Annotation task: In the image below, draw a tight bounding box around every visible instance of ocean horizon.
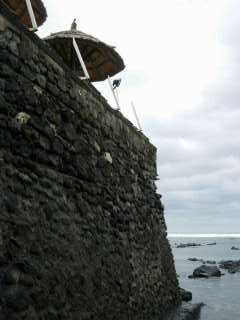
[168,233,240,238]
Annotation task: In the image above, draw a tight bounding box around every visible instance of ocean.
[169,236,240,320]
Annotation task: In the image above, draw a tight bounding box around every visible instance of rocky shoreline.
[188,258,216,264]
[219,260,240,274]
[175,242,216,249]
[166,303,204,320]
[186,259,240,278]
[172,239,240,319]
[188,265,222,279]
[187,257,240,276]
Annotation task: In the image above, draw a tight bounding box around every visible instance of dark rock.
[205,242,216,246]
[188,258,216,265]
[2,269,20,285]
[176,243,201,248]
[205,260,216,265]
[2,287,32,312]
[231,246,240,251]
[19,274,34,287]
[36,74,46,88]
[39,135,51,150]
[57,78,67,92]
[166,303,204,320]
[219,260,240,273]
[8,40,19,55]
[229,269,239,274]
[189,265,222,278]
[180,288,192,302]
[52,138,64,155]
[63,123,77,141]
[188,258,204,263]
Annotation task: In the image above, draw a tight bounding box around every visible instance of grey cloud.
[145,46,240,234]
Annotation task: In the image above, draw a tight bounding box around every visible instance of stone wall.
[0,4,180,319]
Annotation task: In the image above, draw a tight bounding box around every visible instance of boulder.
[166,302,204,320]
[189,265,221,278]
[205,260,216,265]
[219,260,240,273]
[180,288,192,302]
[205,242,216,246]
[176,243,201,249]
[231,246,240,251]
[187,258,216,265]
[188,258,204,263]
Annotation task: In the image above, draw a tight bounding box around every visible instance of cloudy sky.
[39,0,240,234]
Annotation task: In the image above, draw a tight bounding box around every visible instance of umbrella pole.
[72,38,90,80]
[25,0,38,31]
[107,76,120,111]
[131,101,142,132]
[115,87,120,106]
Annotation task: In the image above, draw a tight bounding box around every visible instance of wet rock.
[205,260,216,265]
[189,265,222,278]
[188,258,204,263]
[180,288,192,302]
[9,40,18,55]
[176,243,201,249]
[219,260,240,274]
[205,242,216,246]
[188,258,216,265]
[231,246,240,251]
[166,303,204,320]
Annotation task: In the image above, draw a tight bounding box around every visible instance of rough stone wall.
[0,5,180,320]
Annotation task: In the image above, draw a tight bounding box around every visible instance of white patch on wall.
[104,152,113,164]
[15,112,31,125]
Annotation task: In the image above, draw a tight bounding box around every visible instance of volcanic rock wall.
[0,5,180,320]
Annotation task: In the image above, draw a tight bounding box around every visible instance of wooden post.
[72,37,90,80]
[25,0,38,31]
[131,101,142,131]
[115,87,120,107]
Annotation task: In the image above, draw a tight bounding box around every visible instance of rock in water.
[176,243,201,248]
[189,265,222,278]
[219,260,240,273]
[231,246,240,251]
[188,258,216,264]
[180,288,192,302]
[166,303,204,320]
[188,258,204,263]
[205,260,216,265]
[205,242,216,246]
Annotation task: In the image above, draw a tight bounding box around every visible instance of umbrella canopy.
[44,21,125,82]
[2,0,47,28]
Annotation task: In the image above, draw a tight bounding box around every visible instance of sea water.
[169,237,240,320]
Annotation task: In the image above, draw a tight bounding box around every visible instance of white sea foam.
[168,233,240,238]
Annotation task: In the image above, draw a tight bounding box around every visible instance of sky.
[39,0,240,234]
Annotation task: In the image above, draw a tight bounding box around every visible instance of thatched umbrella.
[44,21,125,82]
[2,0,47,29]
